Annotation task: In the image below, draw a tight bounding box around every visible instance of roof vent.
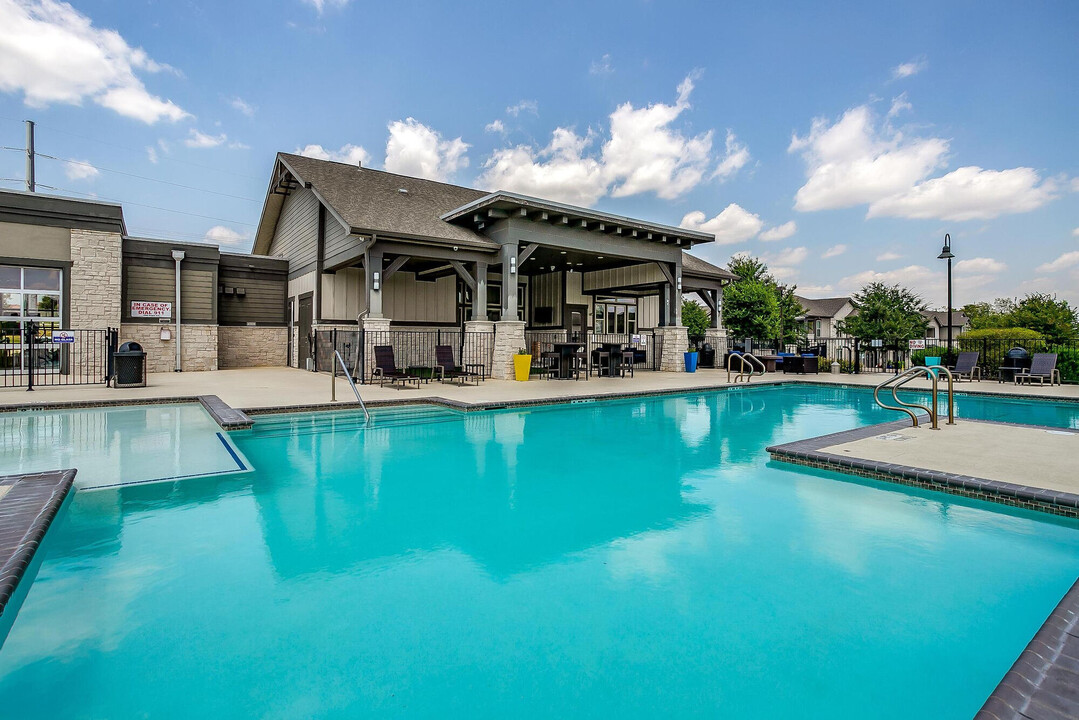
[398,188,409,194]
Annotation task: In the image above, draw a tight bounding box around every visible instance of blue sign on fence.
[51,331,75,343]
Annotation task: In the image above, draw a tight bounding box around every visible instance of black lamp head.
[937,233,955,260]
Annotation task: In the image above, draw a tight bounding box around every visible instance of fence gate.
[1,325,117,388]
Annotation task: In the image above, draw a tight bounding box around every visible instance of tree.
[1011,294,1079,340]
[723,279,780,340]
[721,254,805,344]
[839,282,928,348]
[681,299,710,346]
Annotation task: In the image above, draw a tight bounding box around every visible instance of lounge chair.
[432,345,482,385]
[949,351,981,381]
[1015,353,1061,386]
[372,345,421,389]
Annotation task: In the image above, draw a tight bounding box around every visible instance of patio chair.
[949,351,982,382]
[572,349,588,381]
[535,350,560,381]
[432,345,482,386]
[1014,353,1061,386]
[618,349,635,378]
[591,348,610,377]
[373,345,421,389]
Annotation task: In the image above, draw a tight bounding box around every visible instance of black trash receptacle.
[114,341,147,388]
[700,343,716,368]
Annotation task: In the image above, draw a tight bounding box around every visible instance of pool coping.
[0,469,76,620]
[766,417,1079,518]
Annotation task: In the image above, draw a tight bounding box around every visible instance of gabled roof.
[795,295,853,318]
[442,190,715,247]
[682,252,738,281]
[254,153,493,254]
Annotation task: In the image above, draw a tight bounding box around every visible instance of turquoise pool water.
[1,386,1078,718]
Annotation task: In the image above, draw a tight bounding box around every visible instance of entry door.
[297,294,313,369]
[565,303,588,342]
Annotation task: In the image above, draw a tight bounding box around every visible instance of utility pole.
[25,120,35,192]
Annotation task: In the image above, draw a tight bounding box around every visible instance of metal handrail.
[872,364,957,429]
[726,351,766,383]
[332,349,370,422]
[739,352,766,382]
[726,352,747,383]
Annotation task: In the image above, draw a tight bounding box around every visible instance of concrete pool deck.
[1,366,1077,412]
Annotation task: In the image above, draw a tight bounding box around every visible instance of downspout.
[172,249,185,371]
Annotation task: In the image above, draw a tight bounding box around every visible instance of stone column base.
[492,320,526,379]
[656,325,690,372]
[361,317,392,380]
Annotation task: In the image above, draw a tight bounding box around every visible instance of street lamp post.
[937,234,955,356]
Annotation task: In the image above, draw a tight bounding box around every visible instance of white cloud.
[1036,251,1079,273]
[887,93,912,119]
[954,257,1006,274]
[185,129,226,148]
[789,105,948,212]
[604,74,713,199]
[797,283,837,296]
[822,244,847,259]
[590,53,613,75]
[296,142,370,166]
[838,264,937,296]
[758,221,796,242]
[867,166,1058,221]
[300,0,348,13]
[1073,227,1079,237]
[479,128,607,206]
[712,130,750,181]
[792,101,1057,221]
[63,158,98,181]
[507,100,538,117]
[0,0,188,123]
[229,96,255,117]
[481,75,726,205]
[892,58,928,79]
[484,119,505,134]
[203,225,250,249]
[766,246,809,266]
[680,203,763,245]
[227,141,249,150]
[384,117,469,182]
[1072,178,1079,193]
[876,251,902,261]
[146,145,157,163]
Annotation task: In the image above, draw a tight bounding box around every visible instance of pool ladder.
[331,349,370,422]
[727,352,766,383]
[873,365,955,429]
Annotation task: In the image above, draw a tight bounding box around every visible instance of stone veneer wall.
[491,320,526,380]
[119,323,218,372]
[656,326,689,371]
[69,229,122,329]
[218,326,288,368]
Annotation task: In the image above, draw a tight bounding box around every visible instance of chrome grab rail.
[872,365,956,429]
[726,351,766,383]
[331,349,370,422]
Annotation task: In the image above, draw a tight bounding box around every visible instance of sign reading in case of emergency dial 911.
[130,301,173,318]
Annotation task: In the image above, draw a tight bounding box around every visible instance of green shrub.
[911,346,950,366]
[817,356,854,373]
[1050,346,1079,383]
[960,327,1043,341]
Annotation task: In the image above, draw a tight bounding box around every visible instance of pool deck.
[1,366,1077,413]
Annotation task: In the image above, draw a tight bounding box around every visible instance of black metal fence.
[0,325,117,388]
[524,330,661,371]
[313,327,496,384]
[918,337,1079,383]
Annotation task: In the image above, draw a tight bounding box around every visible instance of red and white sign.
[908,339,926,350]
[130,301,172,318]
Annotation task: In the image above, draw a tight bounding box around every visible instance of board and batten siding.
[529,271,562,327]
[218,260,287,326]
[582,263,664,293]
[124,265,215,323]
[268,187,318,269]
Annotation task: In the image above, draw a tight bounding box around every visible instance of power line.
[35,184,257,226]
[36,153,261,203]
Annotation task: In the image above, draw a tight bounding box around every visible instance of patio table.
[552,342,584,379]
[598,342,624,377]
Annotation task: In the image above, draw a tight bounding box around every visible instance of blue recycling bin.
[684,351,699,373]
[924,355,941,378]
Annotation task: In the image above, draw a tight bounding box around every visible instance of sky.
[0,0,1076,309]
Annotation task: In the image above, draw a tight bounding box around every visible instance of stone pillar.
[69,229,122,329]
[492,320,526,379]
[474,261,487,321]
[361,316,391,380]
[463,319,494,376]
[656,325,689,372]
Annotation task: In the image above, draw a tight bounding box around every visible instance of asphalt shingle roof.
[682,253,739,281]
[795,295,852,318]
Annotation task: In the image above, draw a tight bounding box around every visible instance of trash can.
[113,341,147,388]
[700,343,716,368]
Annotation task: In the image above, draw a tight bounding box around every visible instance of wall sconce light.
[676,275,682,292]
[372,271,381,291]
[509,256,517,275]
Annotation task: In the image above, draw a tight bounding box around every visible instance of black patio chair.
[373,345,420,389]
[949,351,982,382]
[432,345,482,385]
[1015,353,1061,386]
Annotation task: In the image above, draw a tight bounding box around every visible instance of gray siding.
[0,221,71,263]
[583,263,664,293]
[323,213,352,260]
[125,265,215,323]
[219,262,287,326]
[268,187,318,269]
[530,271,562,327]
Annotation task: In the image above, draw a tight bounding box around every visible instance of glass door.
[0,265,63,373]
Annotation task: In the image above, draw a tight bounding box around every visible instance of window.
[593,297,637,335]
[814,319,822,337]
[0,265,63,372]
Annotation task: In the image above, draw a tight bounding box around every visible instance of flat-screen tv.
[534,306,554,324]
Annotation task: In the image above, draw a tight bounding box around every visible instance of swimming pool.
[1,385,1077,718]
